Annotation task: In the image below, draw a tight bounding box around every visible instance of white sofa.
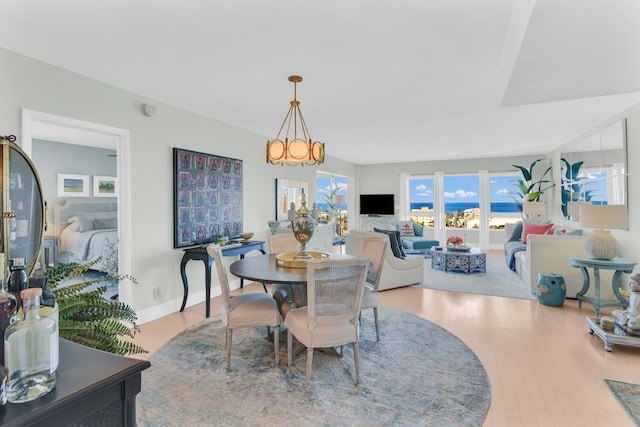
[345,230,424,291]
[512,233,615,300]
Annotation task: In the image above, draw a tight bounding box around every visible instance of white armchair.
[345,230,424,291]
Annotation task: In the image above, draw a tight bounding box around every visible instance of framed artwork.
[173,148,243,248]
[93,176,117,197]
[57,173,90,197]
[275,179,308,220]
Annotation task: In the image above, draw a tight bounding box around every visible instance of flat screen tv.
[359,194,394,215]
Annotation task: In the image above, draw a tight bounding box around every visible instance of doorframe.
[20,109,133,305]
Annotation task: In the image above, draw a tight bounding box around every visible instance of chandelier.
[266,75,325,166]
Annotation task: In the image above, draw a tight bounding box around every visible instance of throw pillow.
[374,228,405,259]
[397,220,415,236]
[521,222,554,244]
[554,228,583,236]
[412,222,424,237]
[507,221,523,242]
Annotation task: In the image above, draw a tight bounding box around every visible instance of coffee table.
[430,247,487,274]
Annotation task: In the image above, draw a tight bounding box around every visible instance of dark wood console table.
[0,338,150,427]
[179,241,267,317]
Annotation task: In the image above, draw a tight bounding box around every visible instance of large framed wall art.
[173,148,243,249]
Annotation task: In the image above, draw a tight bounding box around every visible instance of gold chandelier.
[266,75,325,166]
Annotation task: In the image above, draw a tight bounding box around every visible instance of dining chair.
[284,257,368,393]
[268,233,305,316]
[359,236,388,341]
[206,245,281,370]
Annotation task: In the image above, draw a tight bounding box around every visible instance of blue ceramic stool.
[536,273,566,307]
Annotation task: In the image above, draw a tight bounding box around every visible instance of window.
[488,173,521,229]
[443,174,479,229]
[408,176,434,228]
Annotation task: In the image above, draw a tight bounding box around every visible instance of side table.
[567,256,636,318]
[180,241,266,317]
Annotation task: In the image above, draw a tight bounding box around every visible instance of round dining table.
[229,253,352,312]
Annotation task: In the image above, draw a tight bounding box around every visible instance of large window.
[443,174,479,229]
[408,176,434,228]
[489,173,521,229]
[316,173,348,236]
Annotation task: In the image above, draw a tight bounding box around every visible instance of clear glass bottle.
[0,254,17,368]
[5,288,58,403]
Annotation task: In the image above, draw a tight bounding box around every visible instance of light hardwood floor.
[131,254,640,427]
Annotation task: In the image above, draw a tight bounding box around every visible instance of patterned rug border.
[605,379,640,426]
[138,307,491,426]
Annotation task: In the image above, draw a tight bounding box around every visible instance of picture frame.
[173,148,243,249]
[93,175,117,197]
[57,173,90,197]
[275,179,308,221]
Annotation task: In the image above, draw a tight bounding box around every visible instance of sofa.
[504,224,615,300]
[345,230,424,291]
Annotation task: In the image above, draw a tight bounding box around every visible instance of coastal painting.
[57,174,90,197]
[93,176,117,198]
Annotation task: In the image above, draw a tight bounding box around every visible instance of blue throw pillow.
[412,222,424,237]
[374,228,405,259]
[508,221,523,242]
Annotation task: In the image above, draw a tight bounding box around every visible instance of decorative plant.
[44,258,147,356]
[560,158,593,217]
[447,236,463,246]
[510,159,554,211]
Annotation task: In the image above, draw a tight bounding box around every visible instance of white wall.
[0,47,356,323]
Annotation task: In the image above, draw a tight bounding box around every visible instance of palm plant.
[44,259,147,356]
[510,159,554,211]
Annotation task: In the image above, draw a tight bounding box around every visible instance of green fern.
[44,259,147,356]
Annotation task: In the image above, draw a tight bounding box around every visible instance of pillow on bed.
[94,218,117,229]
[73,212,96,232]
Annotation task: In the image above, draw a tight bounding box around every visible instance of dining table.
[229,253,352,314]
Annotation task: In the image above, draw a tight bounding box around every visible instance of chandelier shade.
[266,76,325,166]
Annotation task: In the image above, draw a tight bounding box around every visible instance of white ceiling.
[2,0,640,165]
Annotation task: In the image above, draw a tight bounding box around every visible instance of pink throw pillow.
[521,222,554,244]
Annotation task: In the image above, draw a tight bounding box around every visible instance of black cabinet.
[0,339,150,426]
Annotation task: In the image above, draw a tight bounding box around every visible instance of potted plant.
[44,258,147,356]
[510,159,554,211]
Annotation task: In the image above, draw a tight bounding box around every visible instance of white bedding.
[59,225,118,264]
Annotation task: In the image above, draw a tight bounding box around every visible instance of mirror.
[2,139,45,275]
[559,119,627,220]
[275,179,308,221]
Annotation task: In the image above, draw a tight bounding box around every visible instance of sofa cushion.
[507,221,523,242]
[374,228,405,258]
[412,222,424,237]
[397,221,415,236]
[521,222,553,244]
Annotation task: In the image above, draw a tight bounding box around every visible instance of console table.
[568,256,636,318]
[180,241,266,317]
[0,338,150,426]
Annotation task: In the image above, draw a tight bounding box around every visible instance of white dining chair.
[207,245,281,370]
[358,236,388,341]
[284,257,368,393]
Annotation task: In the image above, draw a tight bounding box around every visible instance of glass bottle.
[5,287,58,403]
[8,258,28,310]
[0,254,17,368]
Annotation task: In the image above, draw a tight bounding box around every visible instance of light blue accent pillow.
[412,222,424,237]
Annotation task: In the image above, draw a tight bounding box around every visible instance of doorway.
[20,109,133,305]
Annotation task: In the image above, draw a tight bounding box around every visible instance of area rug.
[137,307,490,427]
[605,379,640,426]
[420,256,536,300]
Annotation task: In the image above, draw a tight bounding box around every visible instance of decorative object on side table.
[446,236,463,247]
[239,232,254,241]
[579,204,629,260]
[535,273,566,307]
[612,273,640,335]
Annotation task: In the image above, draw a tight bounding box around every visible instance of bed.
[55,200,119,270]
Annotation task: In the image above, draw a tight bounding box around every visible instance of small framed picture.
[57,173,90,197]
[93,176,117,197]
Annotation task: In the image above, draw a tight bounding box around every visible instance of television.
[359,194,395,215]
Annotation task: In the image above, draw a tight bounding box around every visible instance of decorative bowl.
[239,232,254,241]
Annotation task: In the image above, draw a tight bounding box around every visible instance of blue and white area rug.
[137,307,490,426]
